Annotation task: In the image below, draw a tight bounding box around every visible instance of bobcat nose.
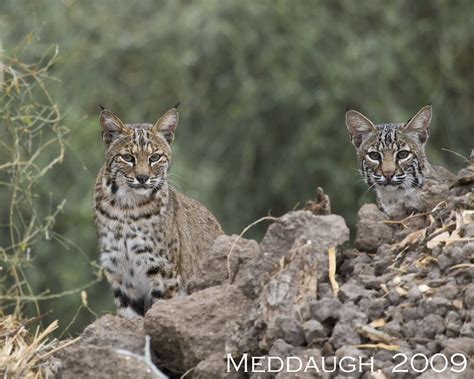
[384,171,395,181]
[136,175,149,184]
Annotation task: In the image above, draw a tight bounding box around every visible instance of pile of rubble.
[56,153,473,378]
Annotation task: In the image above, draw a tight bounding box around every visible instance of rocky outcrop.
[58,154,474,378]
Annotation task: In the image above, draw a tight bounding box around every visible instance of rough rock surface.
[56,154,473,378]
[145,284,253,375]
[56,316,157,379]
[355,204,394,252]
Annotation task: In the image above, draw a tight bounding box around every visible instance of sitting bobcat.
[94,105,223,318]
[345,105,454,215]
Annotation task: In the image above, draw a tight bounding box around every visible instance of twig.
[227,215,278,283]
[383,201,446,228]
[115,335,168,379]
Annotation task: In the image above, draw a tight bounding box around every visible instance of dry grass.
[0,314,79,378]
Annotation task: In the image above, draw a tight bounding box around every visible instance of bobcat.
[93,105,223,319]
[345,105,454,215]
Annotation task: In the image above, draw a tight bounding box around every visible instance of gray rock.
[59,345,157,379]
[188,235,260,293]
[445,311,463,335]
[460,322,474,338]
[355,204,394,252]
[462,242,474,255]
[418,369,474,379]
[194,354,245,379]
[338,303,368,326]
[57,316,158,379]
[464,283,474,308]
[260,211,349,259]
[416,314,445,339]
[338,281,374,304]
[302,320,326,345]
[436,281,459,300]
[441,337,474,357]
[437,254,453,271]
[329,324,361,349]
[145,284,252,374]
[407,285,423,302]
[266,315,305,347]
[268,338,294,359]
[310,298,342,322]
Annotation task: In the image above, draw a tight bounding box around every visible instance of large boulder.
[145,284,252,376]
[57,315,160,379]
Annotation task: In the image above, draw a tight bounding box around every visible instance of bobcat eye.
[149,154,161,163]
[121,154,135,163]
[368,152,381,161]
[397,150,410,160]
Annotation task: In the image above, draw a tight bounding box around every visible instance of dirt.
[56,151,473,378]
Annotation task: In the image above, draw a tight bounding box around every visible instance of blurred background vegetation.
[1,0,473,336]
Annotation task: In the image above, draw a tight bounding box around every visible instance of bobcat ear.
[403,105,431,145]
[100,110,127,146]
[345,110,376,149]
[152,108,179,144]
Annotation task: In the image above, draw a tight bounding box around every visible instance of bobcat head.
[346,105,432,191]
[99,106,178,197]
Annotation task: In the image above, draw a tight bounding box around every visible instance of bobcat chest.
[96,205,177,294]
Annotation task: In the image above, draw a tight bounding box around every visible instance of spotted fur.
[94,106,223,318]
[346,105,454,214]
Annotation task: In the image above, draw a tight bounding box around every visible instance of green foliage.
[1,0,473,334]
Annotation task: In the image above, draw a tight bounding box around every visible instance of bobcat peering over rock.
[345,105,454,215]
[93,105,223,319]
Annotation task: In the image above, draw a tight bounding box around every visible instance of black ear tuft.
[99,104,105,111]
[173,101,181,109]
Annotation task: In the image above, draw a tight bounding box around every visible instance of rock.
[193,354,245,379]
[418,369,474,379]
[268,339,294,359]
[445,311,463,335]
[145,284,252,375]
[437,254,453,271]
[266,315,305,346]
[441,337,474,356]
[407,285,423,302]
[460,322,474,338]
[416,314,445,339]
[464,283,474,308]
[302,320,326,345]
[52,166,474,379]
[355,204,394,252]
[79,315,147,354]
[310,298,342,322]
[436,281,459,300]
[338,281,374,304]
[59,345,157,379]
[329,323,361,349]
[57,316,160,379]
[188,235,260,293]
[260,211,349,261]
[338,303,368,326]
[244,211,348,299]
